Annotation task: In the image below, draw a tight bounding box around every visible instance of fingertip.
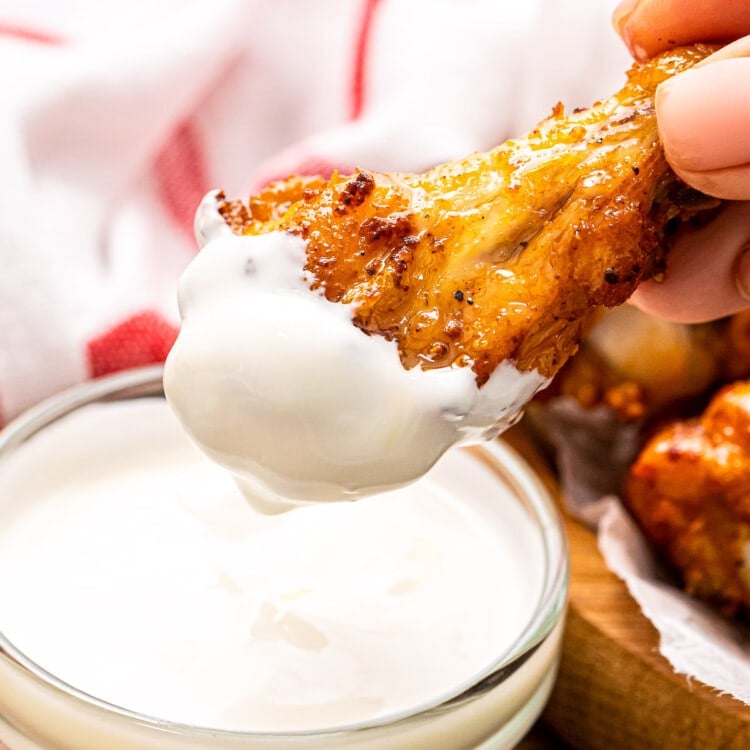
[665,164,750,201]
[656,58,750,175]
[612,0,640,55]
[629,282,712,324]
[614,0,674,61]
[631,203,750,324]
[613,0,750,60]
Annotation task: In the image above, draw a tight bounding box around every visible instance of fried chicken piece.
[536,341,650,421]
[625,382,750,616]
[219,45,718,388]
[540,305,723,421]
[541,306,750,423]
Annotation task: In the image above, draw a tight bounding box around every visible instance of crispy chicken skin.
[219,45,717,387]
[625,383,750,616]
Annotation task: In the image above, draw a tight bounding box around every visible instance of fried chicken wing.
[219,45,718,388]
[538,305,725,421]
[537,306,750,423]
[625,382,750,616]
[169,44,726,504]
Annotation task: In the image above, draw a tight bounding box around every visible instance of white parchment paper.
[526,398,750,705]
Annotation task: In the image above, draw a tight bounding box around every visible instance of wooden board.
[504,429,750,749]
[516,723,568,749]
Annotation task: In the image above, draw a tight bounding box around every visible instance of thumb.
[631,201,750,323]
[656,37,750,200]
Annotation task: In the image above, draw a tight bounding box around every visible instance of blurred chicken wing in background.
[625,382,750,616]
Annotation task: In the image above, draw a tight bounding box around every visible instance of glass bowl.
[0,367,568,750]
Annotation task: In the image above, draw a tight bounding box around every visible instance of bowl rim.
[0,365,569,740]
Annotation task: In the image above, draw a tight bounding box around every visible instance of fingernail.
[734,243,750,301]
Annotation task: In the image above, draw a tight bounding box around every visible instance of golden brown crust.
[220,45,719,385]
[625,382,750,616]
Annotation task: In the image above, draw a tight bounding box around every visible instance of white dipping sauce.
[164,192,548,507]
[0,399,544,733]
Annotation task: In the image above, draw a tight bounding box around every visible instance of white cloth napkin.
[0,0,625,422]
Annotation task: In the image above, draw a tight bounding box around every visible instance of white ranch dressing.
[164,192,548,508]
[0,399,545,733]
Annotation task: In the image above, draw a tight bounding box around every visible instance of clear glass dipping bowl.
[0,367,568,750]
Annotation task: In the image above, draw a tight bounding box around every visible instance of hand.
[614,0,750,322]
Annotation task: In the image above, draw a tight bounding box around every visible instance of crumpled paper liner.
[526,398,750,705]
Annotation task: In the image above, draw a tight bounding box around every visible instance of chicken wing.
[218,45,718,387]
[625,382,750,616]
[538,305,725,421]
[536,306,750,423]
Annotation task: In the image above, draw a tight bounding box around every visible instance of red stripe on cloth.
[87,311,178,378]
[155,120,210,239]
[349,0,382,120]
[0,23,64,45]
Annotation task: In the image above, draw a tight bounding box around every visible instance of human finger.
[613,0,750,60]
[655,45,750,199]
[630,201,750,323]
